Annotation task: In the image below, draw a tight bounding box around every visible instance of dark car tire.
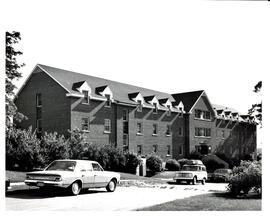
[201,178,206,185]
[192,177,197,185]
[106,179,116,192]
[70,181,81,196]
[176,180,181,184]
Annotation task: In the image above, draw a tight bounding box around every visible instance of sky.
[1,0,268,115]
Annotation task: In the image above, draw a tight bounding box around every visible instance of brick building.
[15,64,257,160]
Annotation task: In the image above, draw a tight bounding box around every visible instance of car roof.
[53,159,98,163]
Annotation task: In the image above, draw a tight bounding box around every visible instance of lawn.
[137,192,261,211]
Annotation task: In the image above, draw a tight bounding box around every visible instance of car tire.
[176,180,181,184]
[201,178,206,185]
[192,177,197,185]
[70,181,81,196]
[106,179,116,192]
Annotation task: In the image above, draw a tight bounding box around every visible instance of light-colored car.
[25,159,120,195]
[174,162,207,185]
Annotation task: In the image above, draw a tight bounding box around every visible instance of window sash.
[153,103,158,114]
[82,118,89,130]
[137,122,143,134]
[105,94,111,107]
[137,100,142,112]
[153,124,158,135]
[166,124,171,135]
[167,145,171,155]
[82,90,89,104]
[36,93,42,107]
[104,119,111,132]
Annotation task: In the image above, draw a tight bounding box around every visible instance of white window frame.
[105,94,111,108]
[137,122,143,135]
[81,117,90,131]
[104,119,111,133]
[36,93,42,107]
[82,90,89,104]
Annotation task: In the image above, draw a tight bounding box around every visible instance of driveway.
[6,183,227,211]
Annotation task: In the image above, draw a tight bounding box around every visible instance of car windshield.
[182,165,199,171]
[215,169,230,174]
[45,161,76,171]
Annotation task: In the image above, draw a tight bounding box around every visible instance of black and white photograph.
[1,0,269,213]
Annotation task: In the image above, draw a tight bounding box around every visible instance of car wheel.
[192,177,197,185]
[106,179,116,192]
[201,178,206,185]
[70,181,81,196]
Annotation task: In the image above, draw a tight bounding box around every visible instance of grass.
[137,192,261,211]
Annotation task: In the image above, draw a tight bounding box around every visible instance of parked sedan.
[25,160,120,195]
[212,168,232,182]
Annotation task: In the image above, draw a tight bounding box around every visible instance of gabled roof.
[95,85,108,95]
[72,81,86,91]
[37,64,175,105]
[172,90,204,113]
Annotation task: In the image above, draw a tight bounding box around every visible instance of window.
[123,122,128,134]
[82,90,89,104]
[153,103,158,114]
[36,93,42,107]
[137,145,142,155]
[195,109,201,118]
[179,145,183,155]
[137,122,143,134]
[153,124,158,135]
[105,94,111,107]
[166,124,171,136]
[123,109,128,121]
[104,119,111,133]
[167,145,171,155]
[204,111,211,120]
[195,109,211,120]
[153,145,158,153]
[82,118,89,131]
[123,134,128,147]
[195,127,211,137]
[167,105,171,116]
[36,119,42,132]
[179,126,183,136]
[137,100,142,112]
[92,163,103,171]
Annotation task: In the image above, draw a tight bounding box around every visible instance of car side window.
[202,166,206,171]
[92,163,103,171]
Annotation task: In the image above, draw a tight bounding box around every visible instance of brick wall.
[15,68,71,136]
[70,98,116,146]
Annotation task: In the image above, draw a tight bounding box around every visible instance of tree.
[248,81,262,127]
[6,31,26,128]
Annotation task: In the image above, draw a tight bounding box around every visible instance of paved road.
[6,183,227,211]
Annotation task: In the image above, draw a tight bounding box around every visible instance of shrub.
[178,158,189,169]
[228,160,261,196]
[40,132,69,167]
[146,154,163,173]
[124,152,141,174]
[67,129,88,159]
[6,127,43,171]
[165,159,180,171]
[188,150,202,160]
[202,155,228,172]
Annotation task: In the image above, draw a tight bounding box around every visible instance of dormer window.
[105,94,111,107]
[137,100,142,112]
[153,103,158,114]
[167,105,171,116]
[82,90,89,104]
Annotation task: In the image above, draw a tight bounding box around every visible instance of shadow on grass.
[210,191,262,200]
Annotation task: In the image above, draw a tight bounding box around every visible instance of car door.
[92,162,108,187]
[79,162,95,188]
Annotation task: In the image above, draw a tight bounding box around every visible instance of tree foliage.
[248,81,262,126]
[6,31,26,127]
